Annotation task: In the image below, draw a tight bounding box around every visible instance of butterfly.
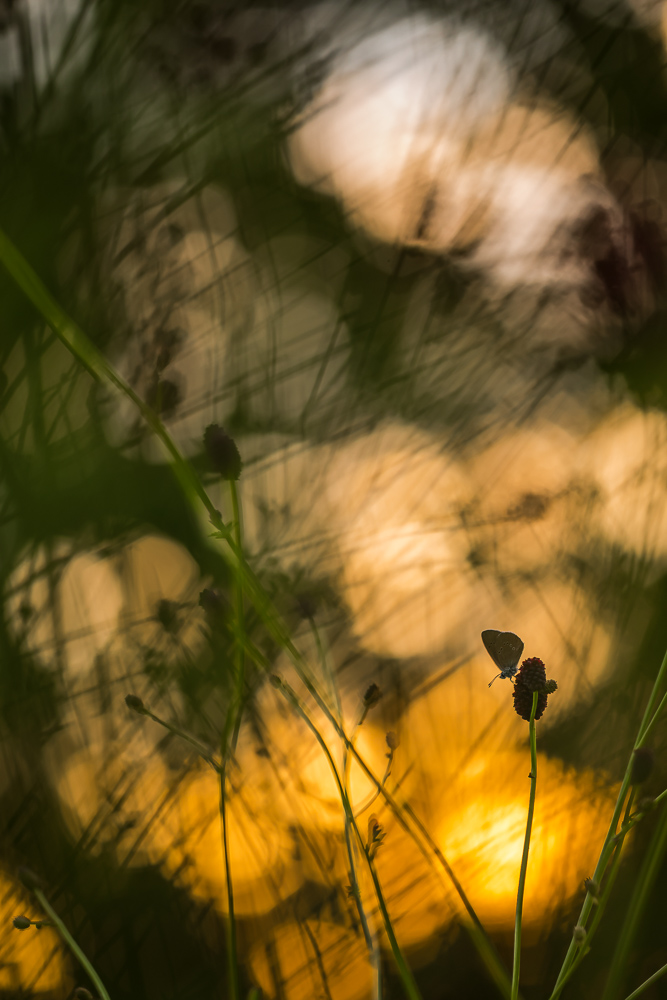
[481,629,524,687]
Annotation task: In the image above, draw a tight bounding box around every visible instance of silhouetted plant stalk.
[0,227,512,997]
[124,693,239,1000]
[548,644,667,1000]
[346,686,385,1000]
[271,673,423,1000]
[16,869,111,1000]
[511,689,539,1000]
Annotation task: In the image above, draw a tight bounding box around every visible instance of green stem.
[548,644,667,1000]
[225,478,246,756]
[219,766,240,1000]
[556,792,637,993]
[219,479,246,1000]
[33,888,111,1000]
[621,960,667,1000]
[510,692,539,1000]
[600,805,667,1000]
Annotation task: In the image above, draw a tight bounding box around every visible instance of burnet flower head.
[482,629,557,719]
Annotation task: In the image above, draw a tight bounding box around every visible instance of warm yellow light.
[0,872,71,995]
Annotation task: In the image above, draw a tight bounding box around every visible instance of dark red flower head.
[513,657,548,721]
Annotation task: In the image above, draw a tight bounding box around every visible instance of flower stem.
[33,888,111,1000]
[510,690,539,1000]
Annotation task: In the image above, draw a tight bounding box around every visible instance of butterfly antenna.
[488,672,501,688]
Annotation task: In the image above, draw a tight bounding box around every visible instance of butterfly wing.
[481,629,524,675]
[481,629,502,665]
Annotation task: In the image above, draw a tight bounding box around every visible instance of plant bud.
[203,424,242,480]
[124,694,147,714]
[583,878,599,897]
[74,990,94,1000]
[573,925,587,944]
[386,731,399,751]
[13,915,32,930]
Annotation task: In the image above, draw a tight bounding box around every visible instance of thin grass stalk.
[621,959,667,1000]
[345,705,383,1000]
[142,708,221,770]
[219,478,247,1000]
[218,767,240,1000]
[600,806,667,1000]
[0,228,512,996]
[548,644,667,1000]
[273,675,422,1000]
[556,791,637,991]
[32,888,111,1000]
[127,702,238,999]
[224,479,246,756]
[510,691,539,1000]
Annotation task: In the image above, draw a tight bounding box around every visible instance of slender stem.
[219,766,240,1000]
[556,792,637,993]
[510,692,539,1000]
[549,644,667,1000]
[600,805,667,1000]
[353,750,394,820]
[33,888,111,1000]
[219,479,246,1000]
[621,960,667,1000]
[142,708,221,771]
[344,705,383,1000]
[274,676,422,1000]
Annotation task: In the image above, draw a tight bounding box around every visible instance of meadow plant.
[3,222,667,1000]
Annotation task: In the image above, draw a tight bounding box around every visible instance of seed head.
[542,679,558,694]
[513,657,549,721]
[125,694,147,715]
[363,683,382,708]
[386,731,399,751]
[13,915,32,930]
[583,877,599,897]
[203,424,242,480]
